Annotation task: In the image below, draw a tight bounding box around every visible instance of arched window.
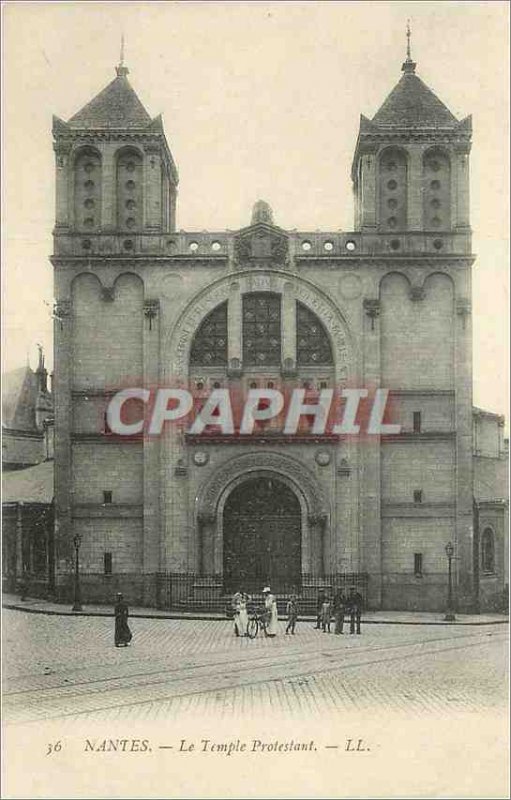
[423,148,451,231]
[74,147,102,231]
[296,302,333,366]
[242,293,281,366]
[481,528,495,573]
[378,147,407,231]
[116,147,143,230]
[190,302,228,366]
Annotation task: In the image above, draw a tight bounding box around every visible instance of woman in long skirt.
[262,587,278,637]
[114,592,132,647]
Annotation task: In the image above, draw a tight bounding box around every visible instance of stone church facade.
[51,50,507,612]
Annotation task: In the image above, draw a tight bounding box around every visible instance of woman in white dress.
[233,590,250,636]
[262,586,278,637]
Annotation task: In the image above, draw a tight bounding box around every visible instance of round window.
[433,239,444,250]
[125,161,136,172]
[83,217,94,228]
[125,180,135,190]
[387,216,397,228]
[431,216,442,227]
[189,241,199,252]
[125,199,136,209]
[345,240,356,251]
[84,179,94,189]
[126,217,136,228]
[430,180,441,191]
[211,241,221,252]
[84,161,95,173]
[323,241,334,252]
[387,179,397,190]
[431,198,441,209]
[84,198,95,209]
[302,241,312,251]
[387,198,398,209]
[428,160,441,172]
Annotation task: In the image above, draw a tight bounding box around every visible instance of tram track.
[3,628,506,725]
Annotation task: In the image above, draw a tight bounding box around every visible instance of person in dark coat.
[114,593,132,647]
[348,587,363,635]
[314,588,326,629]
[332,588,347,635]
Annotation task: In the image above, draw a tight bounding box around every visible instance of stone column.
[361,297,382,608]
[282,282,296,366]
[198,512,216,575]
[228,282,242,363]
[142,299,161,604]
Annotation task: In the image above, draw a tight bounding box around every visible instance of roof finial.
[116,34,129,77]
[402,18,416,74]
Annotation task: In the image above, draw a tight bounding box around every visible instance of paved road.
[2,610,508,725]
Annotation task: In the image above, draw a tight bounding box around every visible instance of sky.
[2,1,509,418]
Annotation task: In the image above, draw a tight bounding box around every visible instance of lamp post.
[444,542,456,621]
[72,533,82,612]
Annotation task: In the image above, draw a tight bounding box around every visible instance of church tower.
[52,52,178,244]
[352,25,471,248]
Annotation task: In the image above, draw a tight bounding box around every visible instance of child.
[285,594,298,635]
[321,596,332,633]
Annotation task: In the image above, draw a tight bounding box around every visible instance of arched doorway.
[223,476,301,593]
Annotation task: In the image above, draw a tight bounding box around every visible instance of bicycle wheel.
[246,618,258,639]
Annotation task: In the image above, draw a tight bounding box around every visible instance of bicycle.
[246,606,271,639]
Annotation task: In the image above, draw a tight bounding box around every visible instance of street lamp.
[444,541,456,622]
[72,533,82,612]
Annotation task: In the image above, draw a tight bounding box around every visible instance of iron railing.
[155,572,369,615]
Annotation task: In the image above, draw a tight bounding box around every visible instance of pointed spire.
[402,19,416,74]
[116,34,129,78]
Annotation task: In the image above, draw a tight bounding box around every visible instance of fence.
[155,572,369,615]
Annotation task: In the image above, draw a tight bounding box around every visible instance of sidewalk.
[2,593,508,626]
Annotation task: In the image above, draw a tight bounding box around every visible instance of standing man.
[314,587,326,629]
[285,594,298,635]
[114,592,132,647]
[332,588,346,635]
[348,586,363,635]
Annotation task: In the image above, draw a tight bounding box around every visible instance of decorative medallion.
[193,451,209,467]
[315,451,331,467]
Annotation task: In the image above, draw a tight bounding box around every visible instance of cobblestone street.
[3,609,508,725]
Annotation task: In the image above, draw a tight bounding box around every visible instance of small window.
[103,412,111,435]
[104,552,113,575]
[413,489,423,504]
[413,411,422,433]
[481,528,495,573]
[414,553,423,576]
[103,490,112,505]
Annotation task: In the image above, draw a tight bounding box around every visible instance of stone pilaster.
[53,298,73,589]
[362,297,382,608]
[359,152,377,229]
[454,275,475,611]
[53,142,71,228]
[144,146,162,231]
[143,298,161,603]
[407,145,424,231]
